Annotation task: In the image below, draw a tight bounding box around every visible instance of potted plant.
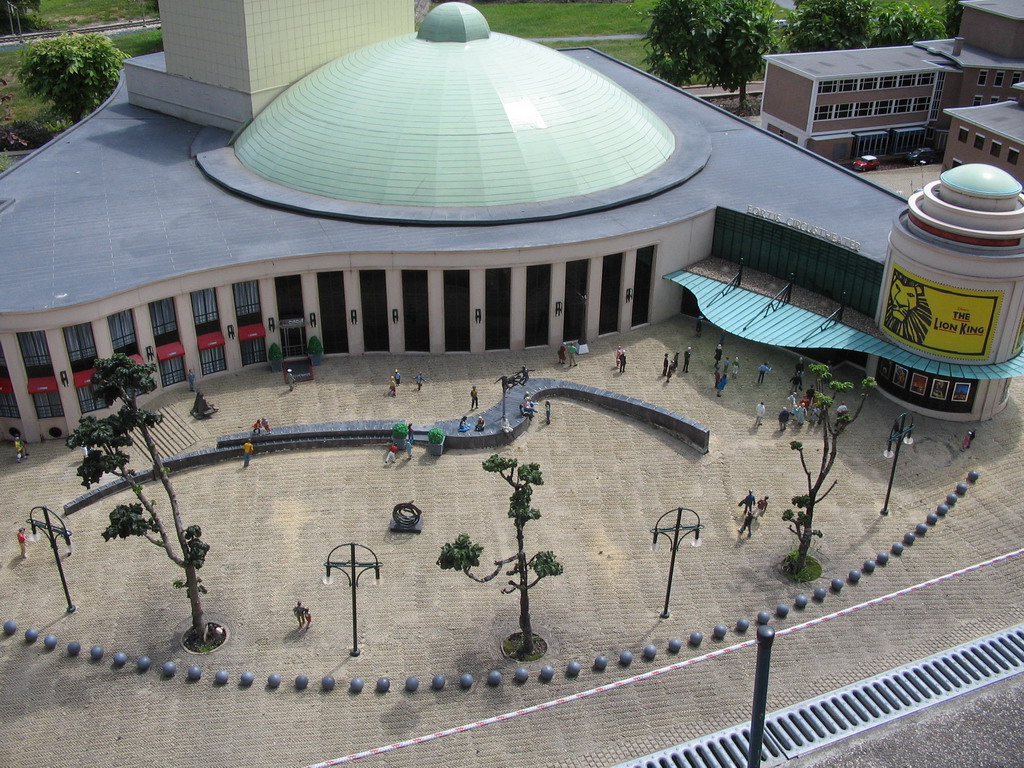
[268,342,283,372]
[426,427,446,456]
[392,422,409,443]
[307,335,324,366]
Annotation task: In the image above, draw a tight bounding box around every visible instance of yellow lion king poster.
[882,265,1002,358]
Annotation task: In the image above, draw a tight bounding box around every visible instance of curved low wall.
[64,378,708,514]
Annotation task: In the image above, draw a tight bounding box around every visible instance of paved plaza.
[1,308,1022,768]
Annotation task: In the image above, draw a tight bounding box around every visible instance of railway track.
[0,19,160,47]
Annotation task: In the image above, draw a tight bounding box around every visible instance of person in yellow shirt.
[242,440,254,468]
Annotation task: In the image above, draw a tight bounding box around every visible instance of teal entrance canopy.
[665,270,1024,380]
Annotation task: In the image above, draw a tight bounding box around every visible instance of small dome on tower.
[417,2,490,43]
[942,164,1022,199]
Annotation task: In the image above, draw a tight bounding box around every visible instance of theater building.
[0,0,1021,442]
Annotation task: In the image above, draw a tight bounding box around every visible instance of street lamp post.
[880,412,915,516]
[26,506,75,613]
[323,542,381,657]
[650,507,703,619]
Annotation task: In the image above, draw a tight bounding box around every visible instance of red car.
[853,155,880,172]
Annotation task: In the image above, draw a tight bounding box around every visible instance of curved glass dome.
[233,3,675,209]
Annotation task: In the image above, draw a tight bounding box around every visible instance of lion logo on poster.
[884,272,932,346]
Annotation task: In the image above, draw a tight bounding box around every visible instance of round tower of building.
[876,164,1024,420]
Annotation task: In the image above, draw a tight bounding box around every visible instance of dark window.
[485,268,511,350]
[240,338,267,366]
[974,134,986,150]
[359,270,390,352]
[977,70,988,86]
[631,247,655,327]
[76,385,104,414]
[563,259,589,343]
[191,288,219,326]
[232,281,262,326]
[149,298,178,346]
[443,270,471,352]
[525,264,551,347]
[1009,148,1019,165]
[275,275,304,320]
[33,391,63,419]
[957,126,969,143]
[599,253,623,336]
[401,270,430,352]
[1014,72,1022,85]
[994,71,1005,87]
[991,141,1002,158]
[159,356,186,387]
[316,272,349,354]
[199,346,226,375]
[63,323,97,372]
[973,95,983,106]
[108,310,138,355]
[0,392,19,418]
[18,331,52,378]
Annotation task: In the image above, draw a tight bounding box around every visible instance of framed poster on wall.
[893,365,909,389]
[952,382,971,402]
[930,379,950,400]
[910,373,928,395]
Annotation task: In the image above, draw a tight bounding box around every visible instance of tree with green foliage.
[1,0,39,35]
[781,364,876,576]
[944,0,964,37]
[67,354,211,644]
[646,0,777,105]
[787,0,872,53]
[437,455,563,658]
[870,1,944,48]
[18,33,127,123]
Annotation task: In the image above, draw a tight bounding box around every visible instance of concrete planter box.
[427,437,445,456]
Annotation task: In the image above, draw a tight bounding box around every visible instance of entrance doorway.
[280,325,307,358]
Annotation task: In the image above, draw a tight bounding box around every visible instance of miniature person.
[287,368,296,392]
[293,601,307,629]
[18,527,27,559]
[731,357,739,379]
[756,496,770,517]
[757,362,772,385]
[695,315,703,336]
[667,357,677,382]
[714,345,723,366]
[242,439,254,468]
[384,443,399,464]
[474,416,486,432]
[545,401,551,425]
[567,343,578,367]
[715,373,729,397]
[683,347,691,373]
[739,490,756,514]
[662,353,669,377]
[261,417,271,433]
[458,416,471,433]
[389,376,397,397]
[188,368,196,392]
[14,437,25,463]
[558,344,567,365]
[404,433,414,460]
[393,369,401,387]
[962,429,977,451]
[836,401,849,416]
[252,419,263,435]
[754,401,766,428]
[778,407,790,431]
[470,386,479,410]
[618,349,627,373]
[415,372,425,391]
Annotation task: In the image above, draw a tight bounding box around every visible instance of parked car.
[904,147,940,165]
[853,155,880,172]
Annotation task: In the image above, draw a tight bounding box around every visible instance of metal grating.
[613,623,1024,768]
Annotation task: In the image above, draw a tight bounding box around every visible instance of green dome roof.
[941,163,1022,198]
[417,1,490,42]
[233,4,675,208]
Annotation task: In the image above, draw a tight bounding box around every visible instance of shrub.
[0,120,55,151]
[267,343,283,361]
[428,427,445,444]
[306,335,323,355]
[392,422,409,441]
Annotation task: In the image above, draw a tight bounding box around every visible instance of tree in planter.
[18,34,128,123]
[781,364,876,576]
[66,354,212,644]
[437,455,563,658]
[306,335,323,362]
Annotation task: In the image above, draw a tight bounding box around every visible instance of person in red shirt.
[17,527,27,559]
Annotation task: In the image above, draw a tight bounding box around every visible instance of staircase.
[130,404,203,460]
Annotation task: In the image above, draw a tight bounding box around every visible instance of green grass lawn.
[541,38,651,71]
[1,29,162,122]
[452,1,659,38]
[37,0,157,29]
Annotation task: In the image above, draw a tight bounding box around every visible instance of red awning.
[196,331,226,350]
[156,342,185,361]
[27,376,59,393]
[73,369,95,388]
[130,353,145,365]
[0,378,12,394]
[237,323,266,340]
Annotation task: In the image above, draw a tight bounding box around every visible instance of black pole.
[31,506,75,614]
[660,507,683,619]
[747,625,775,768]
[880,413,912,516]
[349,542,360,657]
[880,437,901,516]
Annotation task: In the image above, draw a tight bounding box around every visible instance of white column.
[585,255,602,346]
[386,269,405,352]
[510,265,527,350]
[344,270,364,355]
[549,261,567,346]
[620,249,637,333]
[470,269,486,352]
[428,269,445,354]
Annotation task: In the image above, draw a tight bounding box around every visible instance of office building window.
[973,95,983,106]
[958,127,969,143]
[199,346,226,375]
[77,385,104,414]
[232,281,262,325]
[159,356,186,387]
[990,96,1000,103]
[991,141,1002,158]
[0,393,19,418]
[1013,72,1022,85]
[994,71,1005,87]
[108,310,138,355]
[977,70,988,86]
[1008,148,1019,165]
[63,323,97,368]
[974,134,986,150]
[240,338,267,366]
[190,288,219,326]
[149,298,178,339]
[33,391,63,419]
[18,331,51,368]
